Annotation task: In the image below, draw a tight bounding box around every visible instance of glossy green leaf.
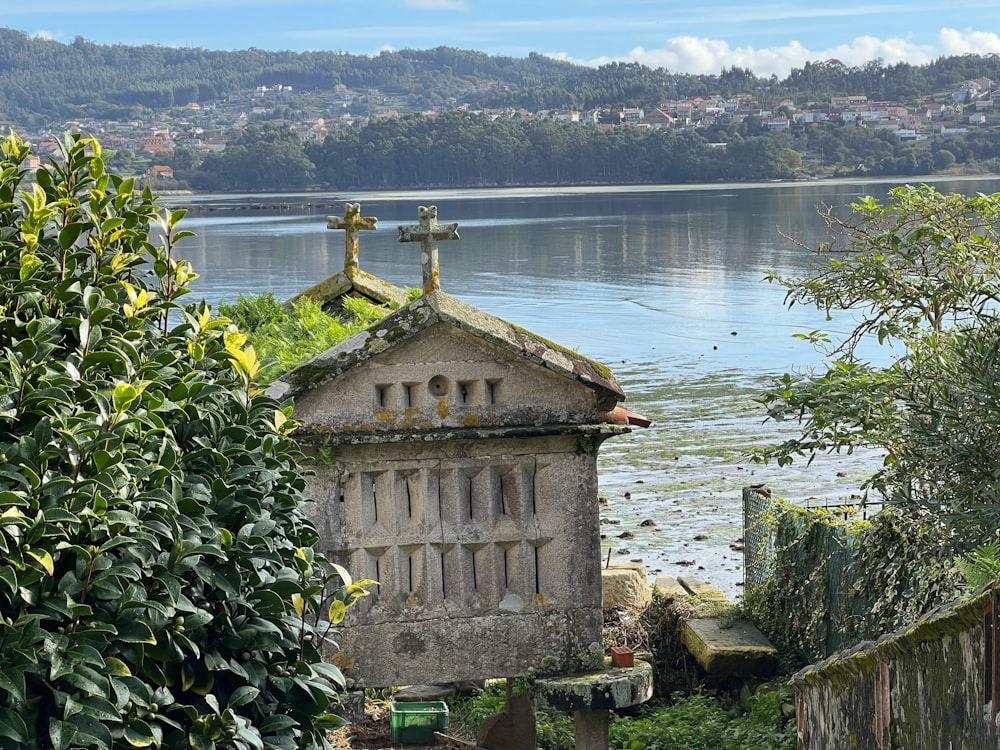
[116,620,156,644]
[227,685,259,708]
[0,706,28,742]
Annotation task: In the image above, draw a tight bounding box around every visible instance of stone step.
[654,574,730,611]
[654,575,777,679]
[677,575,730,605]
[680,617,778,678]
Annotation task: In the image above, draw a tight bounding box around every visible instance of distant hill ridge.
[5,26,1000,125]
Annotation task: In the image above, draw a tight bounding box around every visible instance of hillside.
[6,25,1000,126]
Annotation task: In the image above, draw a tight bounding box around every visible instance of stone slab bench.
[534,658,653,750]
[655,575,777,679]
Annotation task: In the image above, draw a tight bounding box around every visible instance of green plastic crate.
[390,700,449,745]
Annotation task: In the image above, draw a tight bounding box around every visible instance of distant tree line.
[182,112,1000,192]
[185,115,804,191]
[6,25,1000,125]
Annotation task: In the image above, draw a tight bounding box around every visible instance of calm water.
[167,177,1000,595]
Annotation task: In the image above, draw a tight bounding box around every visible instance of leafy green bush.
[0,132,368,749]
[217,291,288,334]
[957,540,1000,589]
[609,688,795,750]
[758,186,1000,535]
[745,500,962,664]
[218,293,394,384]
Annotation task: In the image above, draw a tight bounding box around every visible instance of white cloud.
[939,27,1000,56]
[28,30,58,41]
[403,0,469,10]
[549,33,939,77]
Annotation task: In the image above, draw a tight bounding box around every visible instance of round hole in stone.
[428,375,451,397]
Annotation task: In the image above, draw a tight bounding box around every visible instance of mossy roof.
[266,290,625,404]
[284,267,408,310]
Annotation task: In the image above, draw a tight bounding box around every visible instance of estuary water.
[167,177,1000,596]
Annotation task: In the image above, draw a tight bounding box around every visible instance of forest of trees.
[189,115,799,189]
[181,113,1000,191]
[5,26,1000,123]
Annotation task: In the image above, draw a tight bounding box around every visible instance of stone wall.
[793,588,1000,749]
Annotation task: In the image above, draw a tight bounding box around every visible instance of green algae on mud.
[597,366,883,598]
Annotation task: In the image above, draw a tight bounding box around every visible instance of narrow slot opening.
[406,479,413,518]
[467,475,474,520]
[375,385,388,407]
[499,474,507,516]
[404,384,414,408]
[486,379,498,405]
[460,383,469,403]
[408,555,414,593]
[534,546,541,594]
[440,553,447,598]
[371,476,378,522]
[503,548,509,591]
[471,554,478,591]
[374,558,381,583]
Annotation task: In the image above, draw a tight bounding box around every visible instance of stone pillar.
[574,708,611,750]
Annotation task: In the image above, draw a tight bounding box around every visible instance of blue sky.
[7,0,1000,78]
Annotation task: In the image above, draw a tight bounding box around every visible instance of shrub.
[608,688,795,750]
[0,132,367,749]
[745,499,962,664]
[217,293,395,385]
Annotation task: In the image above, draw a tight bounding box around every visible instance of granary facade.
[267,288,633,687]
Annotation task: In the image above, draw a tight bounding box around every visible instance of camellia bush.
[0,132,369,749]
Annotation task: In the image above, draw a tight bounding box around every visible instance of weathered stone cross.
[326,202,377,275]
[397,205,460,294]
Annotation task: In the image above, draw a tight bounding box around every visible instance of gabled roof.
[267,290,625,408]
[285,267,408,313]
[286,202,408,314]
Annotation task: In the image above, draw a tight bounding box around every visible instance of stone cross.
[397,205,459,294]
[327,202,377,275]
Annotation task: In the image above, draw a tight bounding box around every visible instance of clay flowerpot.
[610,646,634,668]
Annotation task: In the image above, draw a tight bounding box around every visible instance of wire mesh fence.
[742,484,883,592]
[742,484,775,592]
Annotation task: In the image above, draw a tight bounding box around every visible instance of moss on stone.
[508,322,615,382]
[793,588,992,689]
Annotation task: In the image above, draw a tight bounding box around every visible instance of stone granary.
[267,206,644,687]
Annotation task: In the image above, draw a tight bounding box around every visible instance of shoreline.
[161,171,1000,212]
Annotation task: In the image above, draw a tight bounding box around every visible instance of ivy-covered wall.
[744,491,963,665]
[792,590,997,749]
